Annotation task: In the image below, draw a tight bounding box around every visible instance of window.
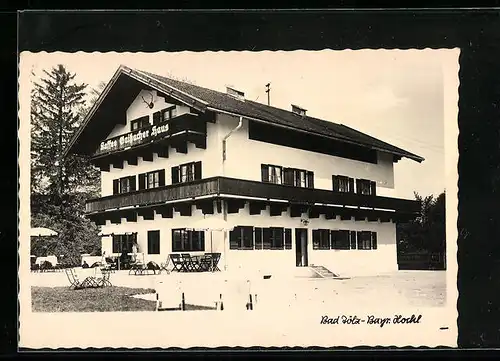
[282,168,315,188]
[357,231,377,250]
[270,227,284,249]
[172,161,202,184]
[350,231,357,249]
[172,229,205,252]
[356,179,376,196]
[249,227,292,250]
[254,228,263,249]
[112,233,136,253]
[131,115,150,131]
[147,230,160,254]
[139,169,165,190]
[333,175,355,193]
[312,229,330,250]
[162,106,177,121]
[331,230,350,250]
[261,164,282,184]
[113,176,136,195]
[230,226,254,250]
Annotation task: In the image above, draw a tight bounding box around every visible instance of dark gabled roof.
[66,65,424,163]
[140,69,424,163]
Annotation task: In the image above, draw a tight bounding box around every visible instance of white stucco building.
[65,65,424,277]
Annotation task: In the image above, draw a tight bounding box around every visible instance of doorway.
[295,229,308,267]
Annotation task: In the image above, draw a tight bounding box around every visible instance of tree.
[397,191,446,259]
[30,64,101,264]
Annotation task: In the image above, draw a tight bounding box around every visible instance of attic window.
[291,104,307,116]
[226,87,245,101]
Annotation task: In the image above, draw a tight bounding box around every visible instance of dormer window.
[226,86,245,101]
[291,104,307,116]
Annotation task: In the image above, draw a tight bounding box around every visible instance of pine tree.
[30,64,101,263]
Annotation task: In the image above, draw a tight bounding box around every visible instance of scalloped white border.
[18,49,459,349]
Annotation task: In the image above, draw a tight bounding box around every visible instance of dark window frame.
[229,226,254,250]
[172,228,205,252]
[162,105,177,121]
[112,233,136,253]
[333,175,355,193]
[130,115,151,132]
[331,230,350,250]
[312,229,330,250]
[147,230,161,255]
[172,161,202,184]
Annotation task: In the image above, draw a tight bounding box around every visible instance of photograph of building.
[65,64,425,277]
[21,49,458,348]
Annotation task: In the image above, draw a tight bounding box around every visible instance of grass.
[32,286,157,312]
[32,286,219,312]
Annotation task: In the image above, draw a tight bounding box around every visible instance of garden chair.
[208,253,221,272]
[181,253,200,272]
[96,269,112,287]
[169,254,186,272]
[65,268,88,290]
[160,257,171,274]
[199,254,212,272]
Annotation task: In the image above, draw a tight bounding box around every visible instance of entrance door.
[295,229,308,267]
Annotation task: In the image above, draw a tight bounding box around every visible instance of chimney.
[291,104,307,116]
[226,86,245,101]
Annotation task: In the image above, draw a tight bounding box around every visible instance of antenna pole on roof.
[265,83,271,105]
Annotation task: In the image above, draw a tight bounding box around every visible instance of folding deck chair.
[65,268,93,290]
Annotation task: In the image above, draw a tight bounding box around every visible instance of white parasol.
[30,227,58,237]
[187,216,233,271]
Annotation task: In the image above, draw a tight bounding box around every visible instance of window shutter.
[153,111,161,125]
[261,164,269,182]
[330,230,337,249]
[242,226,254,249]
[129,176,136,191]
[283,168,292,185]
[312,230,320,250]
[194,161,202,180]
[113,179,119,195]
[357,231,363,249]
[332,175,339,191]
[171,166,179,184]
[158,169,166,186]
[112,235,120,253]
[371,232,378,250]
[348,178,355,193]
[284,228,292,249]
[350,231,357,249]
[370,181,377,196]
[138,174,146,190]
[254,228,263,249]
[356,179,362,194]
[262,228,271,249]
[307,171,314,188]
[229,228,239,250]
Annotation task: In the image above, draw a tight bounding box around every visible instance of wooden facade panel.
[86,177,419,219]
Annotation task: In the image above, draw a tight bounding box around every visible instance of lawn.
[31,286,157,312]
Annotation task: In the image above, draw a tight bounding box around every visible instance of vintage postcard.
[18,49,459,348]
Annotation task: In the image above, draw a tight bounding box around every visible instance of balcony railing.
[86,176,420,215]
[93,112,206,157]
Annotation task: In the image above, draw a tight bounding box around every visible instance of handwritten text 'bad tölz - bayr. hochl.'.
[320,314,422,328]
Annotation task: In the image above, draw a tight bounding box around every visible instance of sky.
[23,49,459,200]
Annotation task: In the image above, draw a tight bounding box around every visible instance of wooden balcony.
[86,176,420,216]
[92,112,207,158]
